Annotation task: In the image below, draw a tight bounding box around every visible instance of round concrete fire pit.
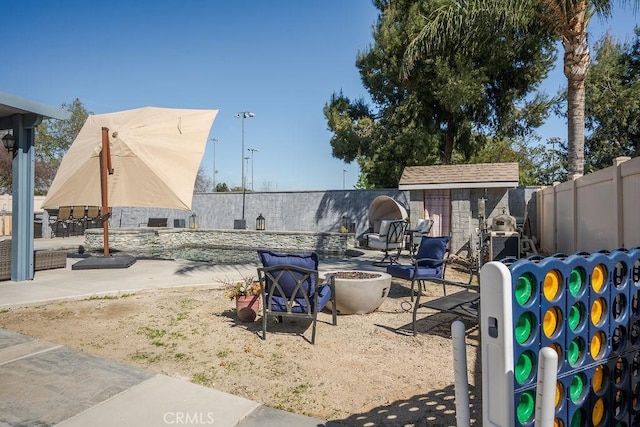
[324,270,392,315]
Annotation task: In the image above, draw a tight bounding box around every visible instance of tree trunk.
[443,113,456,164]
[562,0,590,179]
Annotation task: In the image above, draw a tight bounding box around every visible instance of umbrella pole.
[100,127,113,256]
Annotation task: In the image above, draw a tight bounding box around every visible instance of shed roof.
[399,162,519,190]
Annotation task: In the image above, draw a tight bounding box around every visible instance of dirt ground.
[0,267,481,426]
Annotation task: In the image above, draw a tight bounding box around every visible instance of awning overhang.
[0,92,70,127]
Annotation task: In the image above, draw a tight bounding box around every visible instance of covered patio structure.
[0,92,69,281]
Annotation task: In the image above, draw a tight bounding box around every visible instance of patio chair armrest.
[412,256,449,266]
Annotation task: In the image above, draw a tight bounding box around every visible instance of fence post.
[613,157,629,248]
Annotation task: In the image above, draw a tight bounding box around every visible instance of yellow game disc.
[544,269,562,301]
[592,397,605,426]
[543,307,561,338]
[591,297,606,326]
[555,381,563,409]
[592,264,607,292]
[592,365,606,394]
[591,332,605,360]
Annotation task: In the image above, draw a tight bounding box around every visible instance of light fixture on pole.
[343,169,347,190]
[234,111,254,226]
[208,137,218,191]
[2,132,16,156]
[248,147,259,191]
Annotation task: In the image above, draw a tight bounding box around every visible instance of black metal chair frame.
[71,205,86,235]
[409,219,434,258]
[369,219,408,266]
[257,264,337,344]
[387,235,479,335]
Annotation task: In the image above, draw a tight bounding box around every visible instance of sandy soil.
[0,268,481,426]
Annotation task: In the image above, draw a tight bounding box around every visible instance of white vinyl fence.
[537,156,640,254]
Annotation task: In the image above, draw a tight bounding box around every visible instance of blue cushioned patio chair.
[387,236,479,335]
[257,250,337,344]
[386,235,452,302]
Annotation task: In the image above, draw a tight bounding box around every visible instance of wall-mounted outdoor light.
[341,215,350,233]
[256,213,265,231]
[2,132,16,156]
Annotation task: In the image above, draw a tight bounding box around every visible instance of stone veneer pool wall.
[85,228,356,257]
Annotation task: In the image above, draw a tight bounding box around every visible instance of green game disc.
[569,373,587,403]
[516,390,535,424]
[515,312,535,345]
[569,268,584,297]
[570,409,584,427]
[567,338,584,367]
[515,351,535,384]
[515,274,534,306]
[568,303,584,332]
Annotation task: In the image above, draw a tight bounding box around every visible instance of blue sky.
[4,1,638,191]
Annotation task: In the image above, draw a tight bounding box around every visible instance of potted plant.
[224,276,261,322]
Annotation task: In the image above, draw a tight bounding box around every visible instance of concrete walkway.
[0,237,389,426]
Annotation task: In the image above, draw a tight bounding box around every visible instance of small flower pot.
[236,295,260,322]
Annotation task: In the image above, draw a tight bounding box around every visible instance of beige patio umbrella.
[42,106,219,256]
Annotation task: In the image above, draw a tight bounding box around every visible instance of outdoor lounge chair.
[410,218,434,257]
[257,250,337,344]
[71,206,86,235]
[55,206,73,238]
[386,236,478,335]
[85,206,101,229]
[387,236,452,302]
[366,219,408,266]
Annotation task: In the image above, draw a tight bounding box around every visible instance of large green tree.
[406,0,639,179]
[0,99,90,195]
[325,0,555,188]
[584,27,640,171]
[35,99,90,193]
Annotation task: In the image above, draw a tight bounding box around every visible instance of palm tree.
[405,0,638,178]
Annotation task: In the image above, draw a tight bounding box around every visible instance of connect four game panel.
[480,248,640,427]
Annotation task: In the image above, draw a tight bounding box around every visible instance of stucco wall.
[39,187,537,259]
[96,189,410,244]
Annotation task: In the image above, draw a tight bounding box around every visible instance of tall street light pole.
[343,169,347,190]
[248,147,259,191]
[244,156,250,190]
[234,112,254,224]
[208,137,217,192]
